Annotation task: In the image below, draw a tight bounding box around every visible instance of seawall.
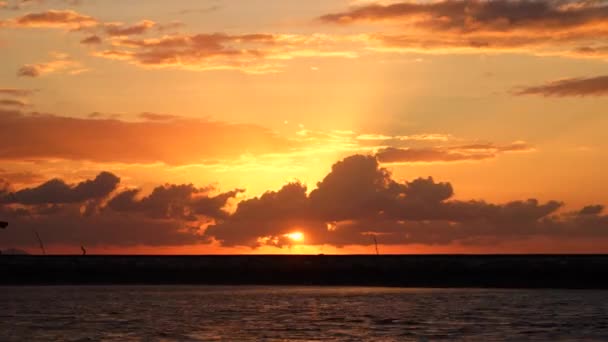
[1,255,607,288]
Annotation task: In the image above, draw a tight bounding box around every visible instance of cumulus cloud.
[107,184,242,221]
[1,171,119,204]
[320,0,608,58]
[0,172,241,247]
[0,155,606,250]
[204,155,605,248]
[0,109,297,164]
[515,75,608,97]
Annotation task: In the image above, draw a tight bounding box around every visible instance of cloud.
[204,154,604,248]
[3,9,97,29]
[319,0,608,58]
[0,99,27,107]
[1,171,119,205]
[321,0,608,30]
[0,204,204,247]
[514,75,608,97]
[0,172,241,247]
[0,88,36,97]
[579,205,604,216]
[138,112,181,121]
[0,110,297,164]
[80,34,102,45]
[375,141,533,163]
[107,184,242,222]
[0,155,606,250]
[91,32,357,74]
[17,53,86,77]
[104,20,156,36]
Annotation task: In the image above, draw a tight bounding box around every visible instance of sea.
[1,286,607,341]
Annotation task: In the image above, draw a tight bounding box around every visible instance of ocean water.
[1,286,607,341]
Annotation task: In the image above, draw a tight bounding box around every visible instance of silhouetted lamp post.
[0,221,5,255]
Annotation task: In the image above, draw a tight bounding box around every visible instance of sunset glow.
[285,232,305,243]
[1,0,607,255]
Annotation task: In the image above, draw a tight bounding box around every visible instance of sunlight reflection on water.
[1,286,607,341]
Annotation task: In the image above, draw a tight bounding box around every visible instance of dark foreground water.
[1,286,607,341]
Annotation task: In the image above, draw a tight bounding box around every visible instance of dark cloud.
[203,182,316,247]
[0,155,606,250]
[579,205,604,216]
[1,172,119,204]
[319,0,608,57]
[320,0,608,32]
[0,204,203,247]
[107,184,241,221]
[0,173,241,248]
[515,75,608,97]
[204,155,604,248]
[0,110,297,164]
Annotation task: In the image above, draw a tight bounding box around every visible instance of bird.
[81,245,87,256]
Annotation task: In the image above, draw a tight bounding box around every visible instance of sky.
[0,0,607,254]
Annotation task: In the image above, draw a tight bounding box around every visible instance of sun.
[285,232,305,242]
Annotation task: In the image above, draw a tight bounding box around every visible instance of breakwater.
[1,255,607,288]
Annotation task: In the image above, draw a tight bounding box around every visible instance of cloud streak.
[376,142,533,163]
[0,88,36,97]
[92,33,357,74]
[0,110,297,164]
[515,75,608,97]
[17,53,85,77]
[2,9,97,29]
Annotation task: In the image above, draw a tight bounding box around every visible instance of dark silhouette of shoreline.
[1,255,607,288]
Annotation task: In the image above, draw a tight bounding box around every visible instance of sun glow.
[285,231,305,242]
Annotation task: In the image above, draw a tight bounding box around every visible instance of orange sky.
[1,0,607,254]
